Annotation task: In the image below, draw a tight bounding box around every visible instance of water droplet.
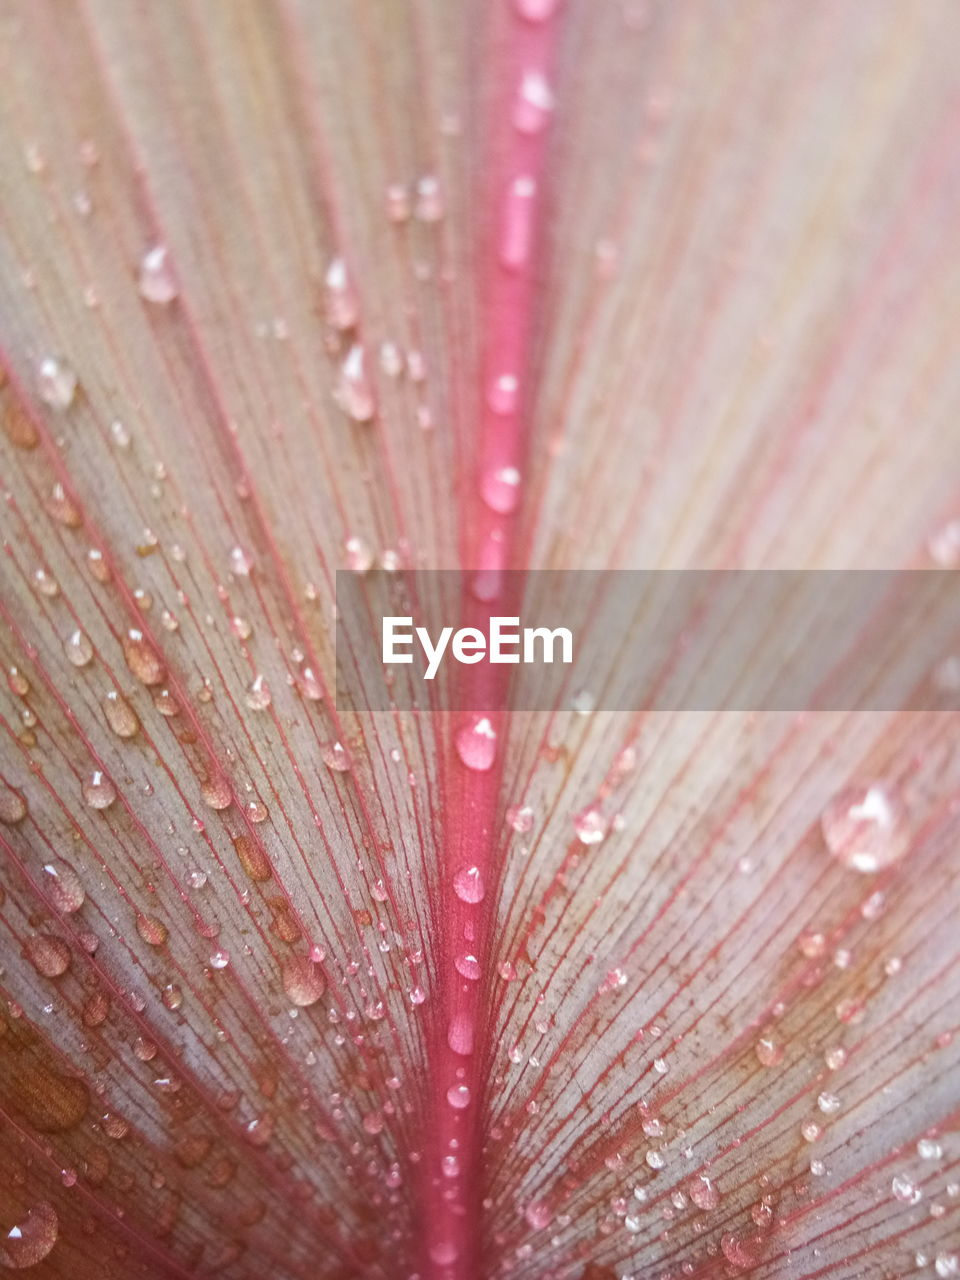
[454,953,481,980]
[487,373,519,415]
[335,344,374,422]
[320,740,352,772]
[344,535,374,573]
[414,175,444,222]
[918,1138,943,1160]
[0,787,28,825]
[281,956,326,1007]
[573,807,607,845]
[24,934,71,978]
[824,1045,847,1070]
[524,1202,551,1230]
[323,257,359,330]
[202,775,232,810]
[514,0,559,20]
[455,716,497,771]
[37,357,77,409]
[481,465,522,514]
[41,861,85,913]
[507,804,534,834]
[0,1202,58,1269]
[513,69,554,134]
[817,1091,841,1115]
[688,1174,720,1210]
[499,176,537,270]
[63,629,93,668]
[891,1174,921,1204]
[244,674,272,711]
[754,1037,783,1067]
[446,1084,471,1109]
[935,1254,959,1277]
[82,770,116,810]
[122,629,165,685]
[928,519,960,567]
[453,865,486,904]
[229,545,254,576]
[136,915,168,947]
[408,985,427,1005]
[138,245,178,304]
[103,690,139,738]
[209,949,230,970]
[821,783,909,873]
[429,1242,458,1266]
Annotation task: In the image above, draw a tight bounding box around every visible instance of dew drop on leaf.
[138,245,178,303]
[122,629,165,685]
[455,716,497,771]
[281,956,326,1007]
[446,1084,471,1109]
[103,690,139,738]
[453,865,486,903]
[820,783,909,873]
[323,257,359,330]
[136,914,168,947]
[335,344,374,422]
[573,806,607,845]
[23,934,71,978]
[0,1202,58,1269]
[41,860,85,913]
[37,357,77,409]
[82,770,117,810]
[0,786,27,825]
[688,1174,720,1210]
[320,741,352,772]
[513,69,554,135]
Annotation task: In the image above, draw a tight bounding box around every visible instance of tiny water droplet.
[507,804,534,834]
[480,465,522,514]
[414,175,444,222]
[82,770,116,810]
[202,775,233,810]
[229,545,254,576]
[754,1037,783,1067]
[335,344,374,422]
[37,357,77,409]
[891,1174,921,1204]
[513,69,554,134]
[429,1242,458,1266]
[244,674,272,711]
[524,1201,551,1230]
[573,807,607,845]
[0,787,28,825]
[927,519,960,567]
[514,0,559,20]
[500,176,537,270]
[821,783,909,873]
[323,257,359,330]
[138,245,178,304]
[345,535,374,573]
[455,716,497,771]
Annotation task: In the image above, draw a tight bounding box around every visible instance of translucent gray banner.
[335,570,960,713]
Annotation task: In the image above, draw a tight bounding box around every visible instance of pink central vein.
[420,2,563,1276]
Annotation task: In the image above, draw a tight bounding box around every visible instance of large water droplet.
[524,1201,552,1229]
[24,934,71,978]
[453,865,486,904]
[455,717,497,771]
[138,245,178,304]
[0,786,27,825]
[820,783,909,873]
[82,770,116,810]
[42,860,85,913]
[481,465,522,514]
[281,955,326,1007]
[103,690,139,738]
[320,740,352,772]
[136,914,168,947]
[454,952,481,981]
[446,1084,471,1109]
[0,1202,58,1269]
[122,629,165,685]
[688,1174,720,1210]
[244,674,272,711]
[63,629,93,667]
[37,358,77,409]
